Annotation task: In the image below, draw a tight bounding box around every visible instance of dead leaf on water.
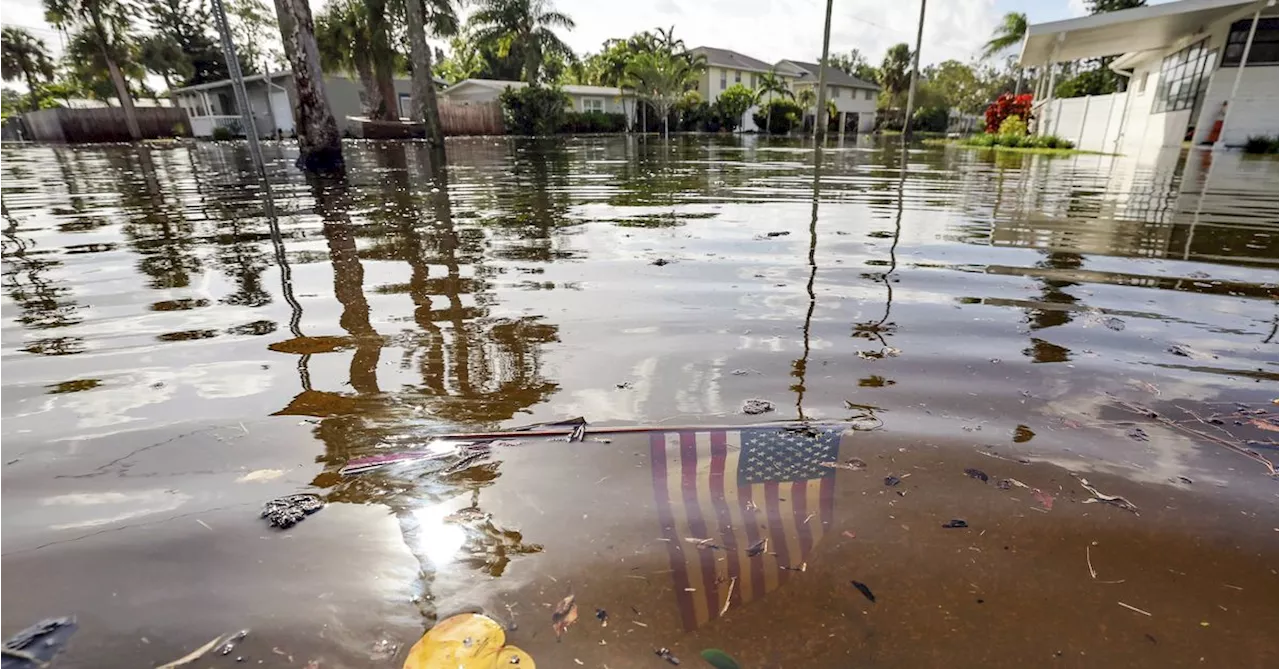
[1249,417,1278,432]
[402,613,533,669]
[551,595,578,639]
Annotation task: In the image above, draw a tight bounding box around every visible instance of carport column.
[1078,95,1091,147]
[1215,6,1262,150]
[201,91,212,116]
[1041,33,1064,136]
[838,111,846,142]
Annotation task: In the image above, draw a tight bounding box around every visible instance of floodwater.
[2,136,1276,668]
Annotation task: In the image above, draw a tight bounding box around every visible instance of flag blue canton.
[738,428,843,484]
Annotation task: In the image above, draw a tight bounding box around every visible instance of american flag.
[650,426,842,631]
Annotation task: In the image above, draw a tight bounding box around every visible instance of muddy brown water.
[2,136,1276,668]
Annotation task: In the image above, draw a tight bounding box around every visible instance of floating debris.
[156,633,231,669]
[745,538,768,557]
[764,231,790,238]
[552,595,579,640]
[651,258,672,266]
[941,519,969,529]
[821,459,868,471]
[1073,475,1139,514]
[261,494,324,529]
[1117,601,1152,617]
[1126,427,1150,442]
[1032,489,1055,510]
[850,580,876,603]
[654,647,681,664]
[884,475,901,487]
[964,468,989,482]
[1166,344,1192,357]
[741,399,775,415]
[595,608,609,627]
[2,616,78,668]
[700,649,741,669]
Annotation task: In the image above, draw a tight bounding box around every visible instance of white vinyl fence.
[1035,93,1128,153]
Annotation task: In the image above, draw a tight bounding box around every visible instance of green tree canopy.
[982,12,1027,60]
[1,27,55,109]
[469,0,575,84]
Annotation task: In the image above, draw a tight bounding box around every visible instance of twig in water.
[719,577,736,617]
[1117,601,1152,617]
[1110,396,1277,476]
[1072,474,1139,514]
[1086,545,1097,579]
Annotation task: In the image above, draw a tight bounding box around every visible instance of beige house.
[689,47,782,102]
[775,60,879,132]
[441,79,635,115]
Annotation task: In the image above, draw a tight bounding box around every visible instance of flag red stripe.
[708,431,739,607]
[740,481,766,600]
[651,432,695,631]
[764,480,791,583]
[679,431,721,620]
[792,480,812,557]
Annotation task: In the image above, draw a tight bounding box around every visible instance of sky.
[0,0,1102,71]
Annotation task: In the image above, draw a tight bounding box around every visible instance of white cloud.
[557,0,1002,66]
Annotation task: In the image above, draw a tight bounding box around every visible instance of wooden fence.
[21,107,190,143]
[438,100,504,136]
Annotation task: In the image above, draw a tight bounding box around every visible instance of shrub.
[716,84,755,132]
[751,98,804,135]
[984,93,1033,134]
[997,115,1027,137]
[912,106,949,133]
[962,132,1074,150]
[211,125,234,141]
[1244,135,1279,154]
[500,84,569,135]
[560,110,627,133]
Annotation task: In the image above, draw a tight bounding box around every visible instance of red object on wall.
[1204,101,1228,144]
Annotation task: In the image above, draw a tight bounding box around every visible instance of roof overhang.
[1018,0,1260,66]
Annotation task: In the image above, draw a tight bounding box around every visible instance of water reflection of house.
[1023,0,1278,156]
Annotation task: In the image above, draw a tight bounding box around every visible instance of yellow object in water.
[403,613,534,668]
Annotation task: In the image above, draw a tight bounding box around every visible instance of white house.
[441,79,635,116]
[1020,0,1278,156]
[775,60,879,133]
[172,72,447,138]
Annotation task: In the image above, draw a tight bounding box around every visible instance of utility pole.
[211,0,269,182]
[813,0,834,142]
[902,0,927,142]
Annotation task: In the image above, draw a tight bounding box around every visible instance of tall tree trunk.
[404,0,444,146]
[374,60,398,119]
[22,67,39,111]
[274,0,344,171]
[105,57,143,140]
[353,53,378,117]
[367,0,396,120]
[523,41,539,84]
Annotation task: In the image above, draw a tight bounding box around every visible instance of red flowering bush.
[984,93,1033,134]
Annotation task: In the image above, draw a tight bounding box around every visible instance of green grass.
[922,137,1111,157]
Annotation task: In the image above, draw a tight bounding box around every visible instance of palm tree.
[878,42,912,110]
[316,0,379,116]
[274,0,344,171]
[43,0,142,138]
[138,33,190,92]
[404,0,447,145]
[982,12,1027,59]
[754,67,793,132]
[1,27,56,110]
[625,49,699,138]
[469,0,575,84]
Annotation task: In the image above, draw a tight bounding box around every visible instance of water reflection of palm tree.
[118,149,203,290]
[1022,251,1081,363]
[2,203,85,355]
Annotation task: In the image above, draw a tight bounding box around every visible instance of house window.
[1137,71,1149,93]
[831,86,840,98]
[1223,17,1279,66]
[398,93,411,118]
[750,74,756,88]
[734,71,741,84]
[864,89,874,100]
[719,70,726,90]
[1152,38,1214,114]
[582,97,605,113]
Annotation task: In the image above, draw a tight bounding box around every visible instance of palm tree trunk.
[22,67,39,111]
[404,0,444,146]
[274,0,344,171]
[105,57,142,140]
[354,54,379,117]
